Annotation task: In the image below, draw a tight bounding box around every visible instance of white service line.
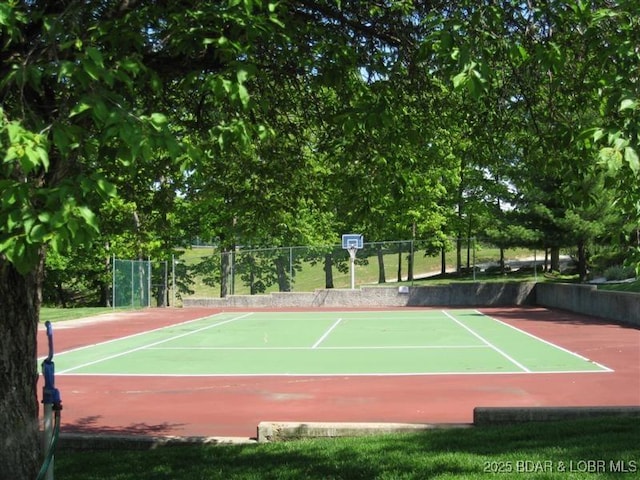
[312,318,343,349]
[442,310,531,373]
[149,344,489,351]
[58,312,253,374]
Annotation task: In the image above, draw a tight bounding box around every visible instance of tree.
[439,0,640,272]
[0,1,279,477]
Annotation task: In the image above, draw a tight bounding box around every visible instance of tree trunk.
[102,247,111,307]
[0,255,45,480]
[377,246,386,284]
[220,250,231,297]
[275,256,290,292]
[407,248,414,282]
[550,247,560,272]
[544,248,549,273]
[577,241,588,282]
[248,256,257,295]
[324,253,334,289]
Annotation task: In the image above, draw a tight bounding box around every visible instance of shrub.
[603,264,636,281]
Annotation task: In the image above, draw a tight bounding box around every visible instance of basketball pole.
[349,246,357,289]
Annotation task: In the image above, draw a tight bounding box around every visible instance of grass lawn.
[597,279,640,293]
[55,418,639,479]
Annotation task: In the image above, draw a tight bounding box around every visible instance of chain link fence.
[112,258,152,308]
[113,240,559,306]
[180,239,551,300]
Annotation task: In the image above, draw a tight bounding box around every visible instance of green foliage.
[4,0,635,297]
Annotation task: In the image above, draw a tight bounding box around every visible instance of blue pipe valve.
[42,321,62,411]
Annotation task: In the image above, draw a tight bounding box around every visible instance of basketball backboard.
[341,234,364,250]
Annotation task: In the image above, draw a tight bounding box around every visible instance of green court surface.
[54,310,611,376]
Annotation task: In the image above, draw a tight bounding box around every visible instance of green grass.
[40,307,132,323]
[55,417,640,479]
[597,279,640,293]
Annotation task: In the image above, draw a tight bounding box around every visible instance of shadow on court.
[64,415,185,436]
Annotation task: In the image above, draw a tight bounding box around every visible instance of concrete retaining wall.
[184,281,639,326]
[184,282,537,309]
[535,283,639,326]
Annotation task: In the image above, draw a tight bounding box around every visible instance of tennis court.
[53,309,610,376]
[39,306,639,438]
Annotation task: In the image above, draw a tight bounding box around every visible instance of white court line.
[443,310,531,373]
[148,344,489,351]
[473,310,613,372]
[58,312,253,374]
[312,318,343,349]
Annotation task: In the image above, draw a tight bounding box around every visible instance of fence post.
[112,255,115,309]
[172,254,176,307]
[473,237,476,281]
[289,247,293,292]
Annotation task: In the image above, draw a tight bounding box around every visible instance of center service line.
[312,318,343,349]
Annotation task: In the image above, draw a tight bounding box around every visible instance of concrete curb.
[256,421,472,443]
[473,405,640,425]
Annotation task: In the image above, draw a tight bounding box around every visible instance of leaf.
[69,102,92,117]
[28,223,47,243]
[237,68,251,84]
[149,112,168,130]
[236,83,250,107]
[452,71,467,89]
[598,147,623,174]
[517,45,529,60]
[96,178,117,198]
[86,47,105,68]
[624,147,640,175]
[619,98,637,111]
[77,206,99,232]
[82,59,101,81]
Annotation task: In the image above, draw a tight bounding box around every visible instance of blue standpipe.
[38,321,62,480]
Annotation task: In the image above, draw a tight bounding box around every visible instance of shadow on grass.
[55,417,640,479]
